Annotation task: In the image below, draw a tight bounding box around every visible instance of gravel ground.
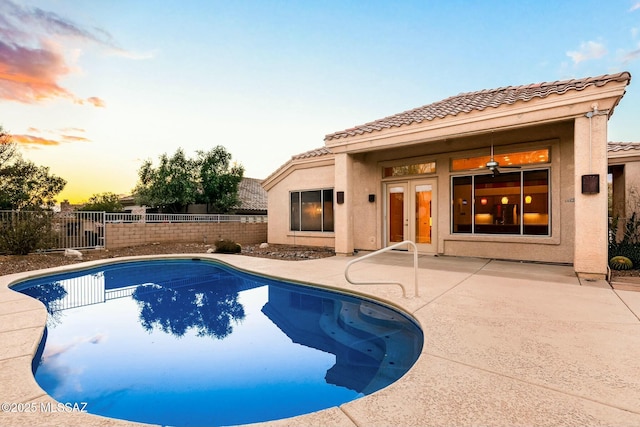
[0,243,335,276]
[611,268,640,278]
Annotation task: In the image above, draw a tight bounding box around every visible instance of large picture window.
[452,170,549,236]
[290,189,334,232]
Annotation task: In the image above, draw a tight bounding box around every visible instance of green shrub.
[610,255,633,270]
[214,239,241,254]
[0,211,56,255]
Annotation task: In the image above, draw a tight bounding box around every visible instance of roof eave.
[325,80,630,155]
[262,155,335,191]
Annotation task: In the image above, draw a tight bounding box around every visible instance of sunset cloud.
[61,134,91,143]
[0,0,117,105]
[12,127,91,148]
[59,127,86,133]
[86,96,106,108]
[12,134,63,147]
[566,41,607,64]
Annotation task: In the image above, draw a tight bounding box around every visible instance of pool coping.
[2,252,640,426]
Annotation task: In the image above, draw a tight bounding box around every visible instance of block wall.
[105,222,267,249]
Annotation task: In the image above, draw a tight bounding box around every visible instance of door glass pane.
[415,184,432,244]
[389,186,404,242]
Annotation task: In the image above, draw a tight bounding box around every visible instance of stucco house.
[263,72,632,279]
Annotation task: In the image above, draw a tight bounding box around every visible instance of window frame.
[450,168,550,237]
[289,188,334,232]
[380,156,437,180]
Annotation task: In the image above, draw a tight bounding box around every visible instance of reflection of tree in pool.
[132,282,245,339]
[20,282,67,326]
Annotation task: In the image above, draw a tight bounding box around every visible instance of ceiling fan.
[478,144,521,176]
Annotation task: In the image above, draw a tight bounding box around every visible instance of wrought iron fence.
[104,213,267,223]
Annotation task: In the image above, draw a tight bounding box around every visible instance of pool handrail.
[344,240,419,298]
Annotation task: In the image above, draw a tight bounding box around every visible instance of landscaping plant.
[0,210,56,255]
[214,239,241,254]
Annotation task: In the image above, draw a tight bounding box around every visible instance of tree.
[196,146,244,213]
[79,192,124,212]
[0,127,66,210]
[133,148,198,213]
[133,146,244,213]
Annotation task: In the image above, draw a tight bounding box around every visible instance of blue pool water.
[14,259,423,427]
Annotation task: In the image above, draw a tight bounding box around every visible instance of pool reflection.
[20,281,68,325]
[132,280,245,339]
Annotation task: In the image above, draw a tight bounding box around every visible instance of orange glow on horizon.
[57,185,132,206]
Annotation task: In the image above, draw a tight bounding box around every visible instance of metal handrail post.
[344,240,419,298]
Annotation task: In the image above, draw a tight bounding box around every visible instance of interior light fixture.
[480,198,488,205]
[501,196,509,204]
[525,195,532,204]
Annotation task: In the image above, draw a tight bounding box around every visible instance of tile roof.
[235,177,267,212]
[608,141,640,153]
[325,72,632,141]
[292,146,333,160]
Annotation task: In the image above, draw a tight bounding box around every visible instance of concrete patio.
[1,252,640,426]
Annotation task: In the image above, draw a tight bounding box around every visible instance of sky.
[2,0,640,204]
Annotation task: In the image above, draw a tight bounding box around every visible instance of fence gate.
[53,211,105,250]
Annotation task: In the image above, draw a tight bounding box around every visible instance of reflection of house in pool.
[261,285,422,395]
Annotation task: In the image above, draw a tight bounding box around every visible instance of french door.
[386,179,437,253]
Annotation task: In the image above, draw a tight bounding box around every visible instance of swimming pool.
[14,258,423,427]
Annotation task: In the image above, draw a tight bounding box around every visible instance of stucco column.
[573,111,609,278]
[334,152,354,256]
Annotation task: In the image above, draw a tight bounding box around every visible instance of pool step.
[334,302,421,394]
[319,301,418,371]
[318,309,385,361]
